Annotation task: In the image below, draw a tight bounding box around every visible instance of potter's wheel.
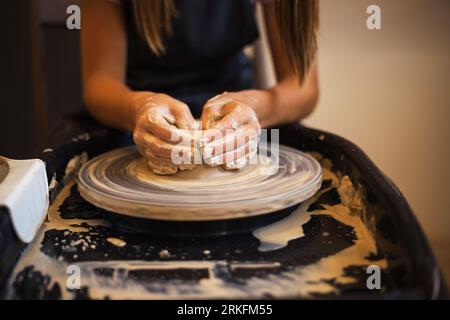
[77,145,322,235]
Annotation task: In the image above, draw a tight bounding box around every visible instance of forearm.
[267,72,319,126]
[83,75,139,132]
[81,0,136,131]
[248,71,319,128]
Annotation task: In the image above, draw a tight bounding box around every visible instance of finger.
[201,106,248,142]
[222,147,259,170]
[204,140,257,167]
[134,131,196,161]
[204,135,258,167]
[201,96,229,130]
[144,111,192,143]
[213,123,259,162]
[202,111,260,145]
[170,101,196,130]
[213,104,255,131]
[202,125,260,158]
[206,92,230,105]
[203,92,231,113]
[201,99,244,130]
[200,108,221,131]
[202,105,257,145]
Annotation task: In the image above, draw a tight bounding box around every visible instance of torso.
[122,0,259,117]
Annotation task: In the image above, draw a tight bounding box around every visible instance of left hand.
[200,91,261,169]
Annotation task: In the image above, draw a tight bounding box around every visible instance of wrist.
[126,91,156,131]
[244,89,277,127]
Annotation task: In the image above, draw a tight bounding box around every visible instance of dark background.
[0,0,82,158]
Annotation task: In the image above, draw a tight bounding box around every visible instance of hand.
[132,93,197,175]
[200,91,261,169]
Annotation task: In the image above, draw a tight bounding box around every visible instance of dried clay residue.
[251,154,387,295]
[6,152,388,299]
[107,238,126,248]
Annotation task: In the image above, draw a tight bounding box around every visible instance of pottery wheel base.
[102,205,298,237]
[77,145,322,235]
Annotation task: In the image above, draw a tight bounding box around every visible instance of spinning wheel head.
[77,145,322,234]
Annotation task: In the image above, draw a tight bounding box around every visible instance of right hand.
[132,93,196,175]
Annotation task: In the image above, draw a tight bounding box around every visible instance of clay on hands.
[133,93,197,175]
[133,92,261,175]
[200,92,261,170]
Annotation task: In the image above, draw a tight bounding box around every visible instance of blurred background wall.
[302,0,450,283]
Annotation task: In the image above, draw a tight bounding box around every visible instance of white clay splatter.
[71,133,90,142]
[159,250,171,259]
[6,156,388,299]
[252,199,314,252]
[107,237,126,248]
[48,173,58,192]
[64,152,88,182]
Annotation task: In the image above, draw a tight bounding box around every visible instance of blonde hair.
[131,0,177,54]
[131,0,319,80]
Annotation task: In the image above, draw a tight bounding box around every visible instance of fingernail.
[203,146,213,158]
[200,135,210,144]
[205,155,221,166]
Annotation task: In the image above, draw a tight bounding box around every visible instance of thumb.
[176,110,195,130]
[201,99,227,130]
[171,102,196,130]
